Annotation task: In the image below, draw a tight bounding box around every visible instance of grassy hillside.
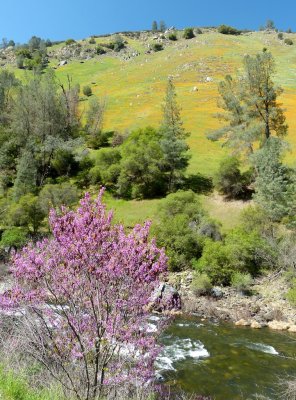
[50,30,296,174]
[9,29,296,229]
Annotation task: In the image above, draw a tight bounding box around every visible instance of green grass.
[0,367,63,400]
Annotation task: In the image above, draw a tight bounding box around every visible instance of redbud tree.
[0,190,168,400]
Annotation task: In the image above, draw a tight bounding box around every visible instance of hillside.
[48,30,296,173]
[2,28,296,228]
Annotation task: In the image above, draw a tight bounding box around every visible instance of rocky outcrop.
[149,282,181,312]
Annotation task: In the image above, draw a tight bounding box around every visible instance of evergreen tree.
[160,79,190,192]
[152,21,158,31]
[209,51,287,157]
[252,138,296,223]
[159,20,166,32]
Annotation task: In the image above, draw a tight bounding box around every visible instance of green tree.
[117,127,165,199]
[265,19,276,30]
[160,79,190,192]
[252,137,296,223]
[209,51,288,157]
[153,191,206,271]
[85,96,106,148]
[38,183,79,216]
[152,21,158,31]
[159,20,166,32]
[215,157,252,199]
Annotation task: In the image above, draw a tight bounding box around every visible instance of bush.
[96,45,106,55]
[218,25,241,35]
[278,32,284,40]
[153,191,206,271]
[231,272,253,293]
[112,34,125,52]
[83,85,92,97]
[183,28,195,39]
[65,38,76,46]
[191,272,212,296]
[284,38,293,45]
[215,157,252,199]
[0,227,28,250]
[286,279,296,306]
[89,37,96,44]
[151,43,163,52]
[168,33,177,41]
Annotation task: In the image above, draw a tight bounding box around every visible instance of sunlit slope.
[51,31,296,175]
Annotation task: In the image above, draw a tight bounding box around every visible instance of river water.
[154,315,296,399]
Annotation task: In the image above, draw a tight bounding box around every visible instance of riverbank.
[168,271,296,332]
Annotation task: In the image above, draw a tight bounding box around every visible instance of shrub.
[89,37,96,44]
[231,272,253,293]
[82,85,92,97]
[215,157,252,199]
[218,25,241,35]
[65,38,76,46]
[286,279,296,305]
[16,55,24,69]
[183,28,195,39]
[284,38,293,45]
[278,32,284,40]
[0,227,28,250]
[96,45,106,55]
[168,33,177,41]
[153,191,206,271]
[191,272,212,296]
[112,34,125,52]
[151,43,163,52]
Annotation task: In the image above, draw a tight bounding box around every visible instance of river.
[153,315,296,399]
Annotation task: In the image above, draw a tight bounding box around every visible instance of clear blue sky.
[1,0,295,43]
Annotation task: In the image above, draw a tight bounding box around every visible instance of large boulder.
[149,282,181,312]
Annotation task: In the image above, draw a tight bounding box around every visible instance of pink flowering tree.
[0,190,168,400]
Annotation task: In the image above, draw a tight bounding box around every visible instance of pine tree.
[152,21,158,31]
[209,51,288,158]
[252,138,296,223]
[159,20,166,32]
[160,79,190,192]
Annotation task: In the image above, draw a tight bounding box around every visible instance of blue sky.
[1,0,295,43]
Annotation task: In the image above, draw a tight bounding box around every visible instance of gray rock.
[210,287,223,299]
[58,60,68,66]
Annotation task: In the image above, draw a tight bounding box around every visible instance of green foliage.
[191,272,212,296]
[85,96,106,148]
[65,38,76,46]
[89,37,96,44]
[168,33,177,41]
[286,280,296,306]
[151,43,163,52]
[93,148,121,188]
[83,85,92,97]
[215,157,252,199]
[38,183,79,215]
[50,149,79,177]
[112,34,125,52]
[278,32,284,40]
[284,38,293,45]
[152,21,158,32]
[197,226,275,285]
[0,227,28,250]
[218,25,241,35]
[231,272,253,292]
[6,194,45,234]
[209,51,287,158]
[117,127,165,199]
[96,45,106,55]
[153,191,210,271]
[265,19,276,30]
[160,79,190,192]
[183,28,195,39]
[252,138,296,223]
[159,21,166,32]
